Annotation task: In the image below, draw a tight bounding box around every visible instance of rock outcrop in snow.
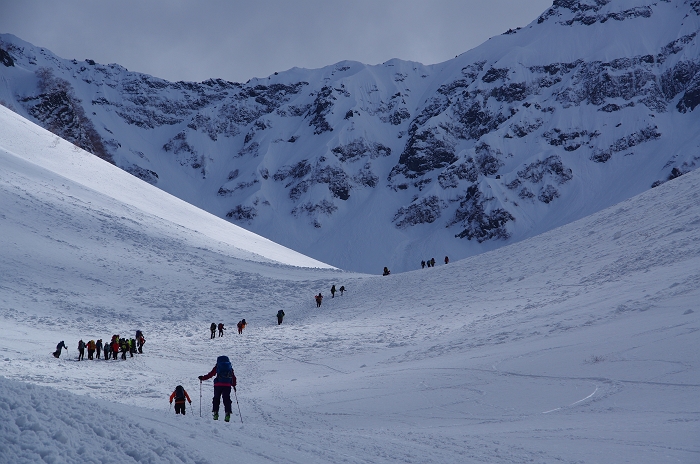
[1,0,700,273]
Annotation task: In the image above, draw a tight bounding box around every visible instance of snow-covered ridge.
[1,0,700,273]
[0,105,333,270]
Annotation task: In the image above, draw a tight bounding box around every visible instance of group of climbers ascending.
[53,330,145,361]
[421,256,449,269]
[315,284,346,307]
[210,322,226,339]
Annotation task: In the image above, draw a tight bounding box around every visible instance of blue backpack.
[216,355,233,382]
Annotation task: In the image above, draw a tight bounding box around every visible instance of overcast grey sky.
[0,0,553,83]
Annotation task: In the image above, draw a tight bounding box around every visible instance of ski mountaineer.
[339,285,345,296]
[198,356,237,422]
[218,323,225,337]
[331,284,336,298]
[277,309,285,325]
[210,323,216,339]
[169,385,192,415]
[53,340,67,358]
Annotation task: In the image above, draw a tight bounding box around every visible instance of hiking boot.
[225,413,230,422]
[213,412,219,420]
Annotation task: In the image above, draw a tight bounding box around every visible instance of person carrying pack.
[169,385,192,415]
[78,340,86,361]
[210,323,216,339]
[96,339,103,359]
[198,355,237,422]
[237,319,246,334]
[136,330,145,353]
[218,323,225,337]
[87,340,96,360]
[277,310,285,325]
[331,285,336,298]
[53,341,67,358]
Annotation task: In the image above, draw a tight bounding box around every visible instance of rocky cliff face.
[1,0,699,273]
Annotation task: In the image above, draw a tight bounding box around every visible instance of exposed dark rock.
[393,196,444,228]
[307,86,335,134]
[273,160,312,183]
[23,68,113,164]
[291,200,338,217]
[591,126,661,162]
[391,129,457,179]
[125,165,159,185]
[438,161,479,188]
[331,139,391,162]
[482,67,509,83]
[449,185,514,241]
[538,184,560,203]
[542,128,599,151]
[517,155,573,184]
[0,47,14,67]
[353,163,379,188]
[313,165,351,200]
[518,187,535,199]
[510,118,543,137]
[226,205,257,222]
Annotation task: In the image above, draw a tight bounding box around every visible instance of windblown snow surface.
[0,104,699,462]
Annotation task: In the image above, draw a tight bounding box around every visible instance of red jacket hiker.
[169,388,192,404]
[200,365,237,387]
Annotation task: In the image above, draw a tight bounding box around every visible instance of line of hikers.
[421,256,449,269]
[209,320,247,338]
[315,284,346,307]
[53,330,146,360]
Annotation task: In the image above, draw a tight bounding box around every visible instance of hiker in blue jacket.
[199,356,237,422]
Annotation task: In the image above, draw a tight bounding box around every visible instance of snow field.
[1,106,700,462]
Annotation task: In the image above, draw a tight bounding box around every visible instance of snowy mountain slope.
[2,0,700,274]
[1,103,699,462]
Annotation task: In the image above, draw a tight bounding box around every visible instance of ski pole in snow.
[234,388,243,423]
[199,380,202,418]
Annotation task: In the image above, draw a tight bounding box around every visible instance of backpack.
[216,355,233,382]
[175,385,185,401]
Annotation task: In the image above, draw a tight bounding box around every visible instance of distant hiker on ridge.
[277,309,285,325]
[444,256,449,265]
[383,267,391,276]
[421,260,426,269]
[169,385,192,415]
[339,285,345,296]
[198,355,237,422]
[331,285,336,298]
[53,340,67,358]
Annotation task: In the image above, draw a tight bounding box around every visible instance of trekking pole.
[234,388,243,423]
[199,380,202,418]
